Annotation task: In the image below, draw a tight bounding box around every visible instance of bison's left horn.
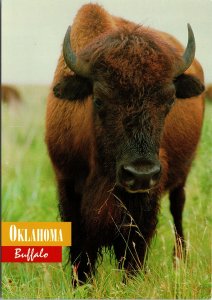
[63,26,91,77]
[175,24,196,77]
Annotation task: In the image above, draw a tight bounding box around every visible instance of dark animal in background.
[45,4,205,284]
[1,85,22,105]
[205,84,212,101]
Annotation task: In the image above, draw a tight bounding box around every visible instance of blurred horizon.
[2,0,212,85]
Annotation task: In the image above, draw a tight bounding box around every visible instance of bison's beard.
[80,169,160,246]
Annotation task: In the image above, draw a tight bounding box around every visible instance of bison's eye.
[94,98,104,110]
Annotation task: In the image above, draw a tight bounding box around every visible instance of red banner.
[1,246,62,263]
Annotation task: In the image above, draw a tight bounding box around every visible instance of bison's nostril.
[150,164,161,179]
[120,166,136,187]
[151,166,161,181]
[122,166,135,181]
[150,167,161,187]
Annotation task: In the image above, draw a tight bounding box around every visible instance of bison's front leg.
[57,177,98,285]
[113,194,159,276]
[113,228,148,273]
[71,238,98,286]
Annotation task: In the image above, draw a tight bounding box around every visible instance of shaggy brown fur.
[45,4,205,284]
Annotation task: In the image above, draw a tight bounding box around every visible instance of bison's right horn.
[63,26,91,77]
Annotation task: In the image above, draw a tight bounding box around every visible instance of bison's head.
[55,25,204,193]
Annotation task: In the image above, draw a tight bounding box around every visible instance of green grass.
[2,86,212,298]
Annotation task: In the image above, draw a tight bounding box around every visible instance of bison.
[1,85,22,105]
[205,84,212,101]
[45,4,205,284]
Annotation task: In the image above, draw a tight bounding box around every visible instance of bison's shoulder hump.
[70,3,116,53]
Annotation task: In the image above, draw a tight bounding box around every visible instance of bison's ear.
[53,75,92,101]
[174,74,204,99]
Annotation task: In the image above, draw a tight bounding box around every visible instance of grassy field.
[2,85,212,299]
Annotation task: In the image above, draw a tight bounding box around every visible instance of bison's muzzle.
[117,159,161,193]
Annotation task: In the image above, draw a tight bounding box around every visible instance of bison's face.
[54,25,204,193]
[91,79,176,192]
